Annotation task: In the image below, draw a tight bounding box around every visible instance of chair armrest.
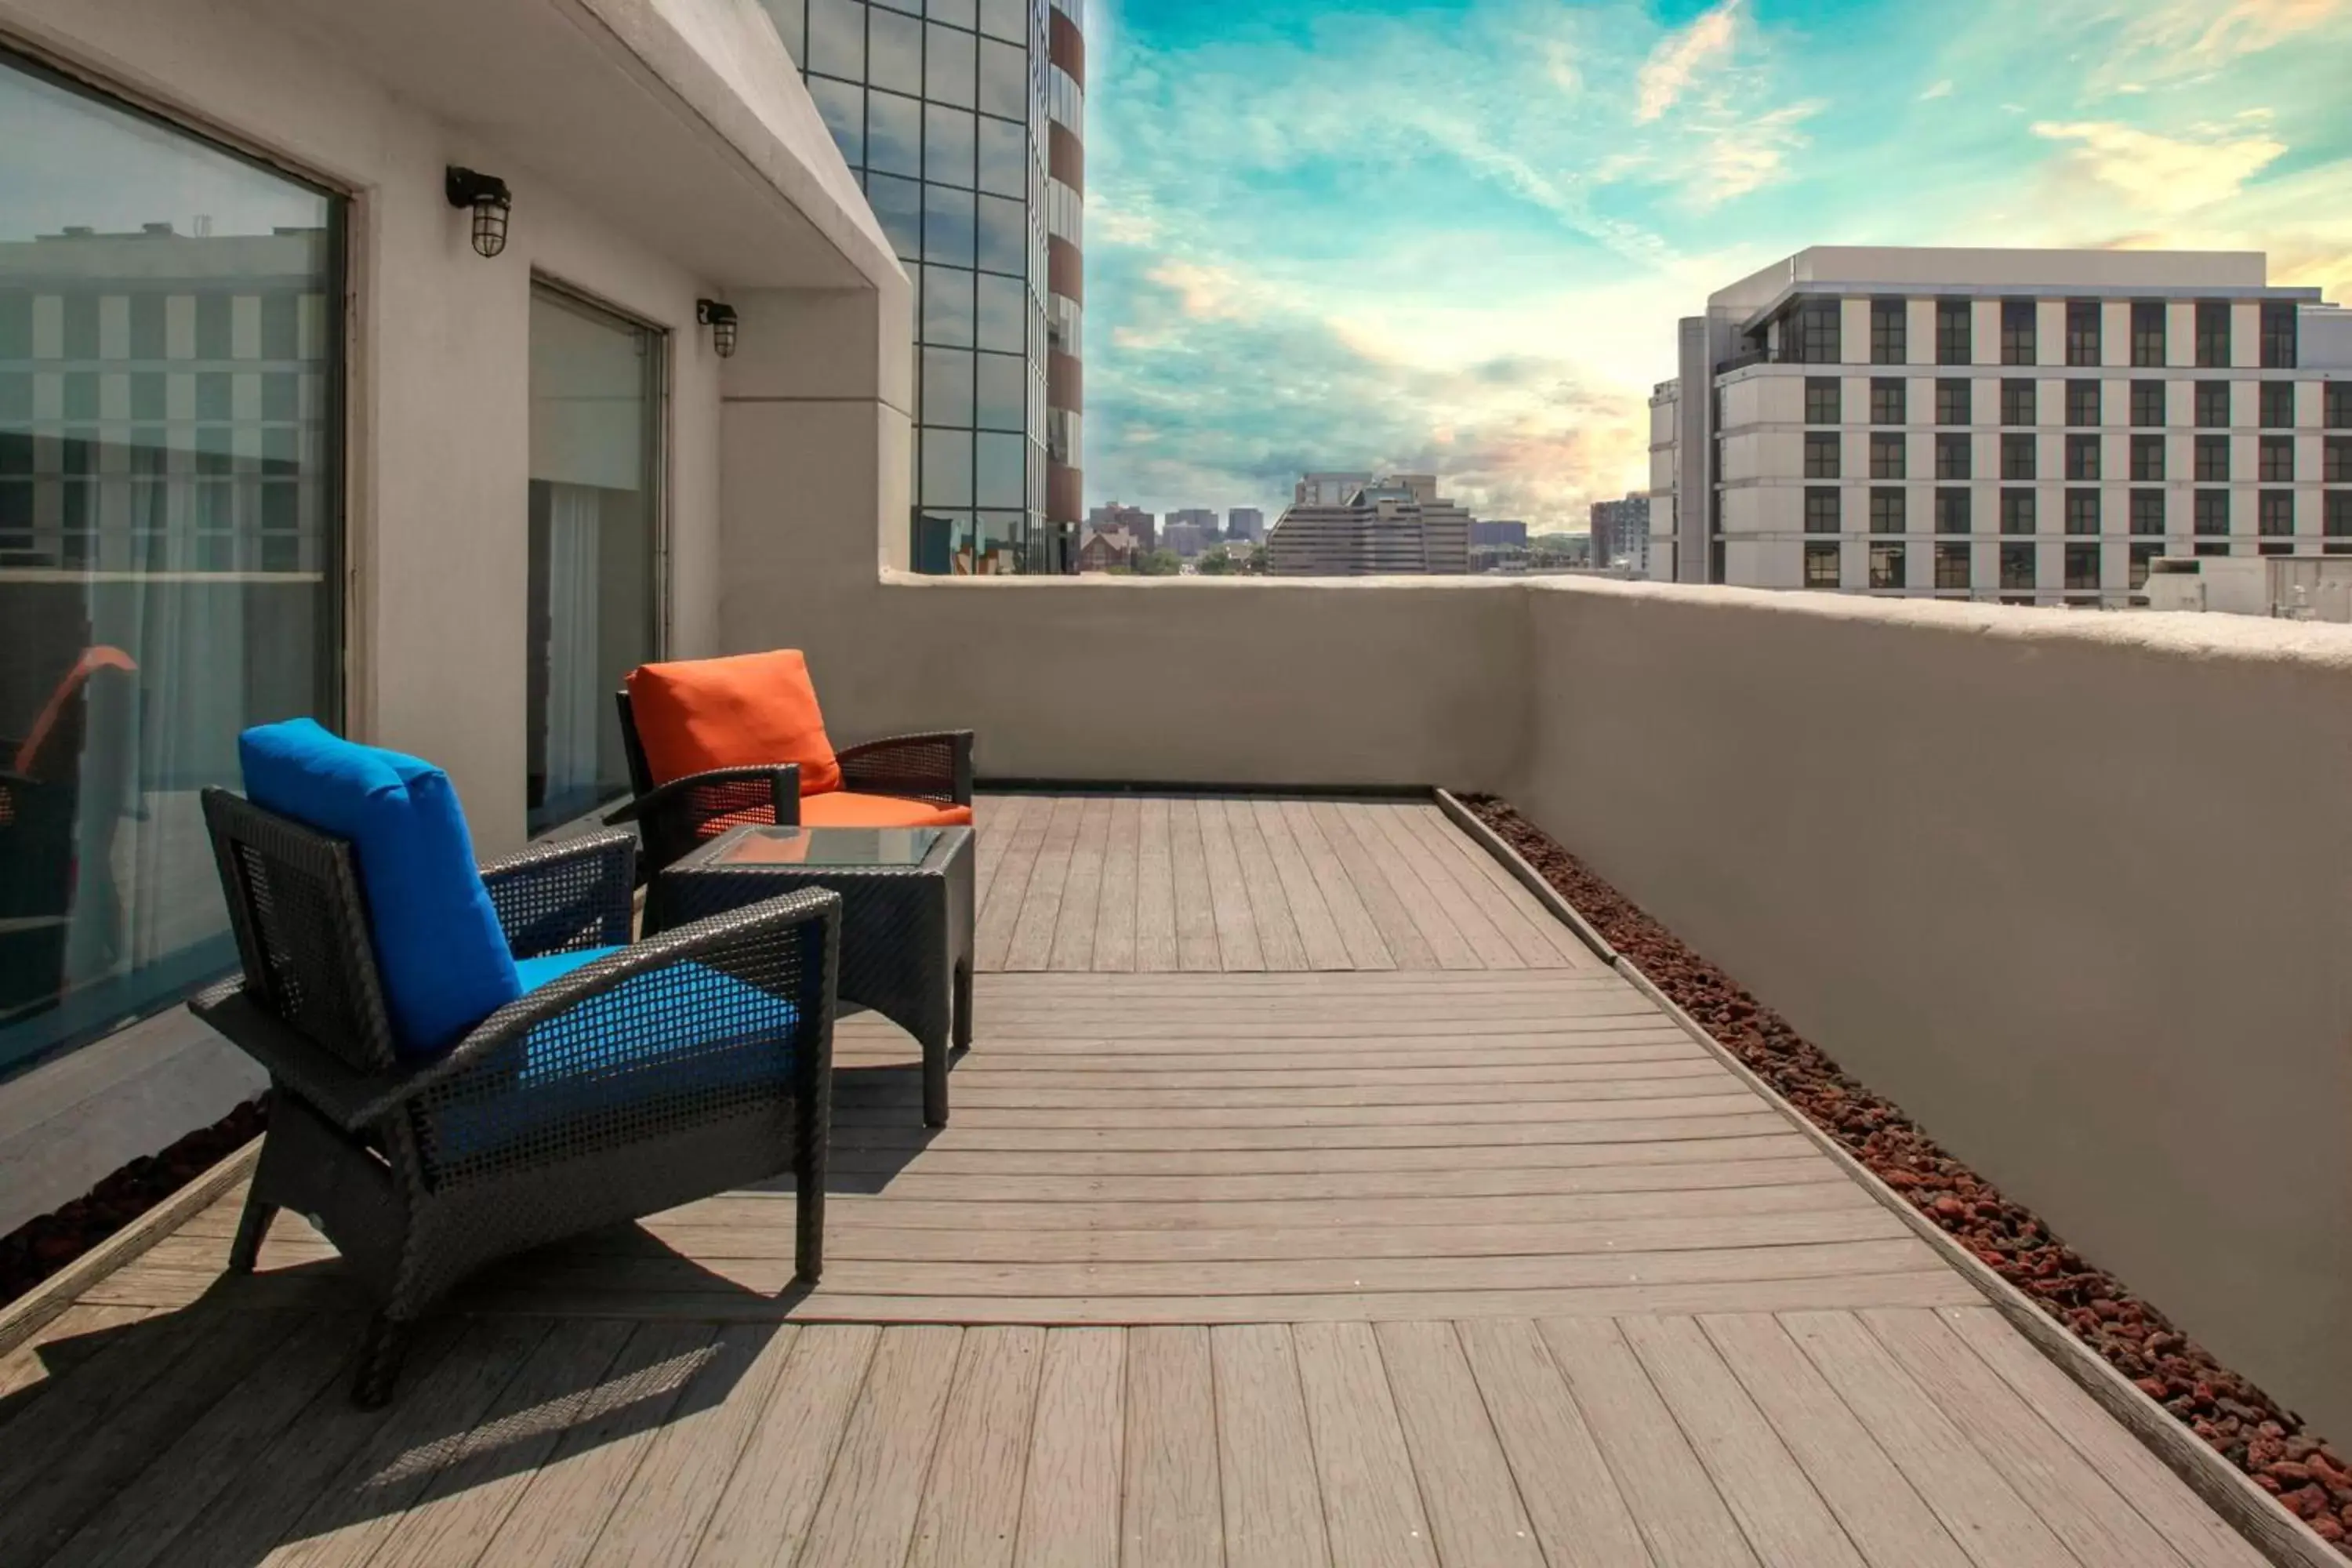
[604,764,801,879]
[478,829,637,959]
[835,731,974,808]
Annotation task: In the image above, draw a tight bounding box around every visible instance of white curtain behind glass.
[541,483,602,813]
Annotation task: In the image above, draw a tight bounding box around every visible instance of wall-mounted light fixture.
[445,166,512,259]
[697,299,740,358]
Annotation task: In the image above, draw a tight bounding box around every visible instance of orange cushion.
[798,791,974,829]
[626,650,842,795]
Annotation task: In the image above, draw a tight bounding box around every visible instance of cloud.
[2127,0,2350,70]
[1685,100,1825,208]
[1635,0,1742,122]
[2031,118,2288,212]
[1920,78,1954,100]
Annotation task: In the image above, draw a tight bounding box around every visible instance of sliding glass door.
[0,51,342,1074]
[525,284,662,835]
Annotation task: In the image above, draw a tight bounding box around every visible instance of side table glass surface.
[702,826,942,868]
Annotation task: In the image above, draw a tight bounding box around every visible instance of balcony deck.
[0,795,2272,1566]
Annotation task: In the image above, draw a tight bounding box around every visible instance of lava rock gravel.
[1461,794,2352,1552]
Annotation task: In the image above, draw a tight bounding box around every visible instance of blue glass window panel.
[923,185,975,266]
[924,22,975,107]
[866,172,922,260]
[924,103,976,188]
[867,91,920,178]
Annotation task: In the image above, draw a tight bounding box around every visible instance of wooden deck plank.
[1132,797,1180,973]
[826,1093,1770,1131]
[1004,796,1084,972]
[1292,1321,1439,1568]
[1536,1315,1761,1568]
[941,1073,1745,1109]
[1093,795,1142,972]
[1374,1321,1545,1567]
[1251,799,1351,969]
[1327,800,1477,968]
[580,1323,800,1568]
[1697,1312,1975,1568]
[1015,1329,1125,1568]
[1361,800,1519,968]
[972,793,1031,916]
[1455,1318,1653,1568]
[1418,803,1596,968]
[692,1323,880,1568]
[1860,1308,2196,1568]
[836,1112,1800,1153]
[906,1327,1047,1568]
[1048,796,1112,972]
[1621,1313,1868,1567]
[1120,1326,1222,1568]
[0,1299,221,1506]
[1223,797,1308,971]
[0,1303,163,1415]
[1194,797,1267,971]
[1778,1311,2074,1568]
[975,793,1051,972]
[1307,799,1437,969]
[1939,1307,2273,1568]
[793,1324,963,1568]
[1279,798,1396,970]
[1396,804,1571,969]
[1211,1326,1332,1568]
[1167,797,1221,972]
[922,1044,1710,1076]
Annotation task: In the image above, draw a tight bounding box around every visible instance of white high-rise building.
[1650,248,2352,605]
[1267,474,1472,576]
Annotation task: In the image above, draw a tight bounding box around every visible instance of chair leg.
[351,1313,411,1409]
[794,1137,826,1286]
[227,1194,278,1275]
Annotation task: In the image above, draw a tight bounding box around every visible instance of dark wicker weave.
[649,826,973,1127]
[191,789,839,1406]
[609,686,974,878]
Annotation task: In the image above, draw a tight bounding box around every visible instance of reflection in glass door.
[525,285,661,835]
[0,52,342,1075]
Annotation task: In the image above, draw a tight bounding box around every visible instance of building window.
[2195,435,2230,482]
[1870,433,1906,480]
[2195,381,2231,428]
[2194,489,2230,535]
[2064,543,2100,590]
[2001,489,2036,535]
[2129,541,2161,586]
[1936,433,1972,480]
[1789,299,1840,364]
[2001,300,2036,365]
[2259,490,2295,539]
[2066,301,2102,367]
[1936,299,1972,365]
[2328,385,2352,430]
[2000,542,2036,590]
[2328,437,2352,483]
[2259,435,2294,482]
[1936,378,1971,426]
[2065,380,2101,427]
[1804,486,1842,533]
[1869,541,1906,589]
[1870,487,1906,533]
[2131,380,2166,427]
[2328,492,2352,552]
[2066,434,2101,481]
[2131,301,2166,367]
[1870,376,1907,424]
[2129,434,2163,481]
[2130,489,2165,535]
[2262,302,2298,368]
[1804,376,1842,423]
[2260,381,2296,429]
[1803,540,1841,587]
[2195,301,2230,368]
[2065,488,2100,535]
[1936,488,1972,534]
[2000,379,2035,426]
[1935,541,1972,589]
[1804,432,1842,478]
[1870,298,1907,365]
[0,56,347,1076]
[2002,433,2037,481]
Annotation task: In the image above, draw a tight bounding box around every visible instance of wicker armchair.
[191,789,838,1406]
[611,684,973,877]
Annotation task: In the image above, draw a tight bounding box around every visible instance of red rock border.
[1461,794,2352,1553]
[0,1097,267,1310]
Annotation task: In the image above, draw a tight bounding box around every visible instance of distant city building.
[1086,503,1155,554]
[1470,519,1528,549]
[1076,527,1138,573]
[1162,519,1214,559]
[1650,245,2352,606]
[1225,506,1266,543]
[1268,473,1473,576]
[1167,507,1220,543]
[1590,495,1654,577]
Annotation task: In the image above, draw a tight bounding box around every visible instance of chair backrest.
[621,650,841,794]
[614,689,655,798]
[201,787,401,1076]
[11,647,137,779]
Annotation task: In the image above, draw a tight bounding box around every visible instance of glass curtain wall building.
[768,0,1079,574]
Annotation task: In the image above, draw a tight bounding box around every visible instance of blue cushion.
[425,960,802,1163]
[514,946,622,992]
[239,719,519,1057]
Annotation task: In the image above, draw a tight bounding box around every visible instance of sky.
[1079,0,2352,530]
